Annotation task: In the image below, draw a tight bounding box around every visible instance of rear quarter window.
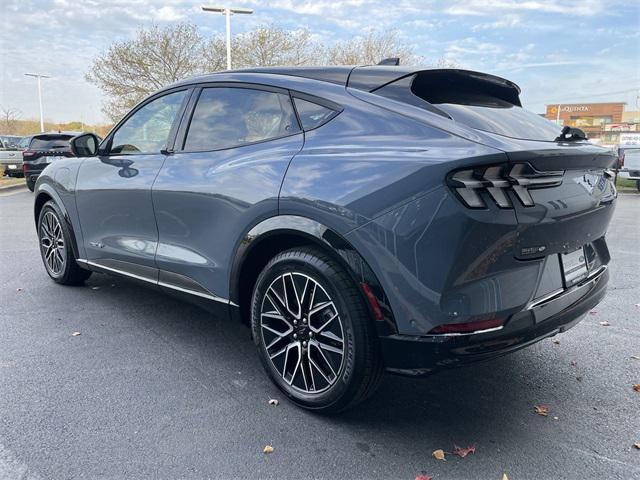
[293,98,338,131]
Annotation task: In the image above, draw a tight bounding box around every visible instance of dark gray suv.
[33,66,617,412]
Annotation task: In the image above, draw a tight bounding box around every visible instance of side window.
[293,98,337,130]
[110,90,187,155]
[183,87,300,151]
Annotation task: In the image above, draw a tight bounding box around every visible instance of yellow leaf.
[263,445,274,454]
[432,449,445,461]
[633,443,640,450]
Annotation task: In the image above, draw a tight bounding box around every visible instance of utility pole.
[24,73,50,133]
[202,6,254,70]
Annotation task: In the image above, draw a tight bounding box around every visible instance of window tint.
[111,90,186,155]
[30,135,73,150]
[184,88,299,151]
[293,98,336,130]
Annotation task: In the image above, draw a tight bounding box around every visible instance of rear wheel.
[251,247,383,413]
[37,201,91,285]
[26,178,35,192]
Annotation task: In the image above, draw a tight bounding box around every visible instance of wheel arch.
[34,184,81,259]
[229,215,397,336]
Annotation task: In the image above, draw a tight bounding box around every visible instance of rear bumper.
[381,266,608,376]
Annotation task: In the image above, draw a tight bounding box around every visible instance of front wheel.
[251,247,383,413]
[37,201,91,285]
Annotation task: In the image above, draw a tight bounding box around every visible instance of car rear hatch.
[370,68,617,294]
[23,134,74,170]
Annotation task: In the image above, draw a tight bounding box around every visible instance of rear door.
[152,84,304,302]
[75,88,190,279]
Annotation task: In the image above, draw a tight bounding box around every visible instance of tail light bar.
[22,150,35,158]
[428,317,505,335]
[447,163,564,209]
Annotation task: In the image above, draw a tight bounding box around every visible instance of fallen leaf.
[415,473,433,480]
[635,303,640,308]
[502,474,509,480]
[268,399,279,406]
[576,376,583,382]
[633,384,640,392]
[534,405,549,416]
[553,416,559,420]
[263,445,274,454]
[570,361,577,367]
[452,444,476,458]
[16,288,22,292]
[71,332,81,337]
[589,310,598,315]
[599,320,610,326]
[633,443,640,450]
[552,339,560,345]
[632,356,640,361]
[432,449,446,461]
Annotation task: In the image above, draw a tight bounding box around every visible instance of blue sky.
[1,0,638,124]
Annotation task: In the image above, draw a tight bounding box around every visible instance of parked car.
[0,138,24,177]
[22,133,79,191]
[617,145,640,191]
[0,135,23,148]
[33,66,617,412]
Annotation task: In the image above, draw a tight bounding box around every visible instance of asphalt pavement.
[1,187,639,480]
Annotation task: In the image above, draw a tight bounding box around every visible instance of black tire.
[251,246,383,413]
[37,201,91,285]
[26,178,35,192]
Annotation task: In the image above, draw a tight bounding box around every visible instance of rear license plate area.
[560,247,588,288]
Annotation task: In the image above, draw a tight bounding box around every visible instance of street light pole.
[24,73,51,133]
[202,6,254,70]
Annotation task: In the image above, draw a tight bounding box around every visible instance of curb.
[0,183,27,193]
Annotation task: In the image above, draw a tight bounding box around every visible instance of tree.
[1,106,21,134]
[86,22,206,122]
[232,27,320,68]
[325,31,417,66]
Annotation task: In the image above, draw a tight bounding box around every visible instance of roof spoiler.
[377,57,400,66]
[348,67,522,107]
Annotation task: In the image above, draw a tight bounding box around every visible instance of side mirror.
[70,133,100,157]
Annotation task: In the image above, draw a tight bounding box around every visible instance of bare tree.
[1,106,21,134]
[86,22,206,122]
[325,31,417,66]
[232,26,320,68]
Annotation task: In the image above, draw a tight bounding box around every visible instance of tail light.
[22,150,35,158]
[428,317,505,335]
[619,152,625,168]
[447,163,564,209]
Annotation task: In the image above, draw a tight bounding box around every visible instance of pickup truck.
[0,138,24,177]
[618,145,640,191]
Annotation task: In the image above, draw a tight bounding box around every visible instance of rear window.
[376,70,563,142]
[29,135,73,150]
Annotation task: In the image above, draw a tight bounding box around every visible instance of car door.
[151,84,304,302]
[75,88,190,280]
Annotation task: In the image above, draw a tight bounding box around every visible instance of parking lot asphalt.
[0,187,639,480]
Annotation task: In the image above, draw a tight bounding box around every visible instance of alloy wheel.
[260,272,345,394]
[39,211,66,275]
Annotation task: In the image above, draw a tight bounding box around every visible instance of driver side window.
[110,90,187,155]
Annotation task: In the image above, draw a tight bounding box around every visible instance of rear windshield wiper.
[555,126,587,142]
